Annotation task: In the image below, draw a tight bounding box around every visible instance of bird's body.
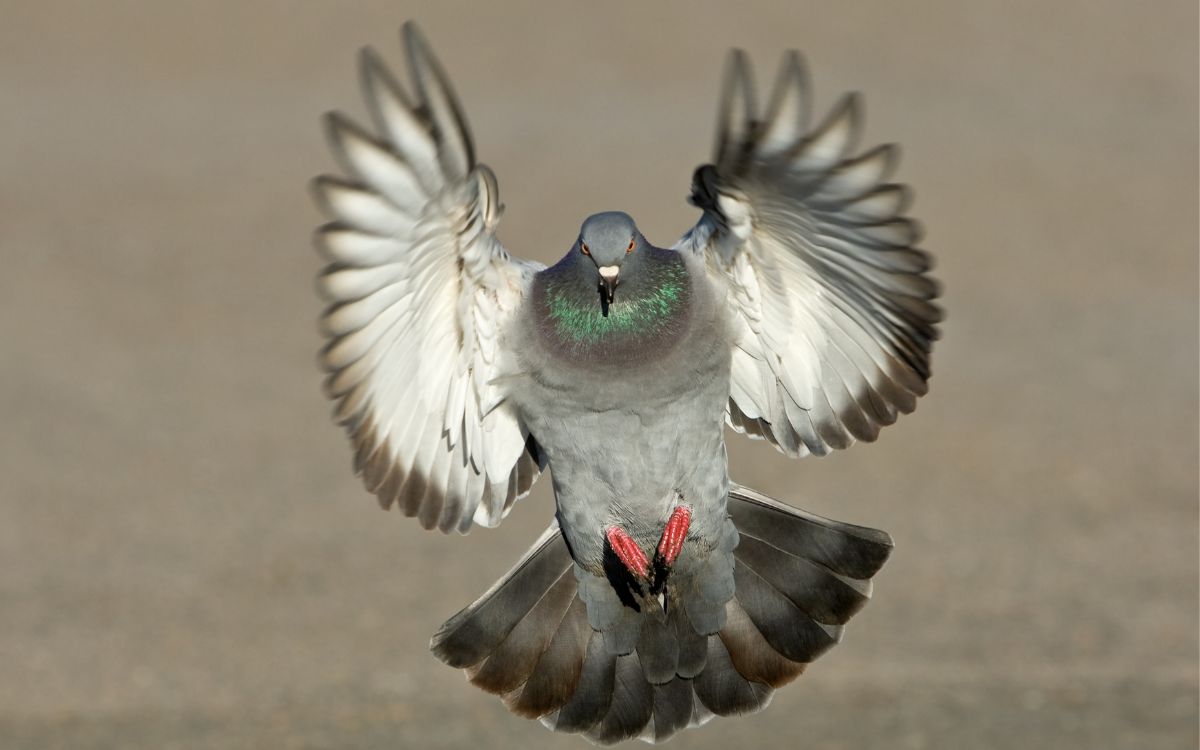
[311,23,940,744]
[506,235,742,651]
[511,235,732,576]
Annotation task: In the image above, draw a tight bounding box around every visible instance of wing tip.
[400,20,476,172]
[308,174,341,218]
[358,42,414,113]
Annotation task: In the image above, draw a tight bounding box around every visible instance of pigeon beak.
[598,265,619,303]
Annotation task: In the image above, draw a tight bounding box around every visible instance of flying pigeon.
[312,22,940,744]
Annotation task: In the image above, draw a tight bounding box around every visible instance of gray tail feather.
[430,483,893,744]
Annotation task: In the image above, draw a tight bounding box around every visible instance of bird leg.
[656,505,691,566]
[650,505,692,595]
[603,506,692,602]
[605,525,649,580]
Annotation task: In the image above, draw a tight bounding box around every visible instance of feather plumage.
[313,23,545,532]
[315,26,926,746]
[678,50,941,458]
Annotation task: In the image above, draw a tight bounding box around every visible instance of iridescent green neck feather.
[534,251,692,362]
[547,268,684,344]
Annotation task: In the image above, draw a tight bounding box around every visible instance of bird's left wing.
[313,24,544,533]
[676,51,942,457]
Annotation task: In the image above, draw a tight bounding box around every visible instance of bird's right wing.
[313,24,544,533]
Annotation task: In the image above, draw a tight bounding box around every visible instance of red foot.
[605,526,649,580]
[656,505,692,565]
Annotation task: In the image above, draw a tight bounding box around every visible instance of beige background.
[1,1,1196,748]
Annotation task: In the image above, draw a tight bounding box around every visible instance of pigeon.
[312,22,940,744]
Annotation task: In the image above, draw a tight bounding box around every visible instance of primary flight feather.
[312,22,940,744]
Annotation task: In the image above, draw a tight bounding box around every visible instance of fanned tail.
[430,483,892,744]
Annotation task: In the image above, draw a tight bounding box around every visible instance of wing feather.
[314,23,544,532]
[678,51,941,457]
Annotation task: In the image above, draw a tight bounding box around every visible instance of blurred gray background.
[1,2,1196,748]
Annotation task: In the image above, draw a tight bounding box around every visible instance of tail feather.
[583,652,656,744]
[693,634,774,716]
[466,567,577,694]
[635,615,679,685]
[546,631,616,733]
[735,532,873,624]
[430,522,573,668]
[430,485,893,744]
[732,558,843,663]
[672,608,709,678]
[719,599,807,687]
[645,679,695,742]
[727,482,892,579]
[503,593,592,718]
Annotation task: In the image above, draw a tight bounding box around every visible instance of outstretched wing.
[313,24,544,533]
[676,51,942,458]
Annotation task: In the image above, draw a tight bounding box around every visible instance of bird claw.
[605,525,650,580]
[656,505,692,566]
[604,505,691,596]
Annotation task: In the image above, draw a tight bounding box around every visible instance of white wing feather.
[678,51,942,457]
[313,24,544,532]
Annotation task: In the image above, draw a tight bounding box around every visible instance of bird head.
[576,211,643,311]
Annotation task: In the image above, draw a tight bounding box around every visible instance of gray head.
[577,211,642,303]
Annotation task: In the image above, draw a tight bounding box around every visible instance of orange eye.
[626,239,636,254]
[581,242,590,256]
